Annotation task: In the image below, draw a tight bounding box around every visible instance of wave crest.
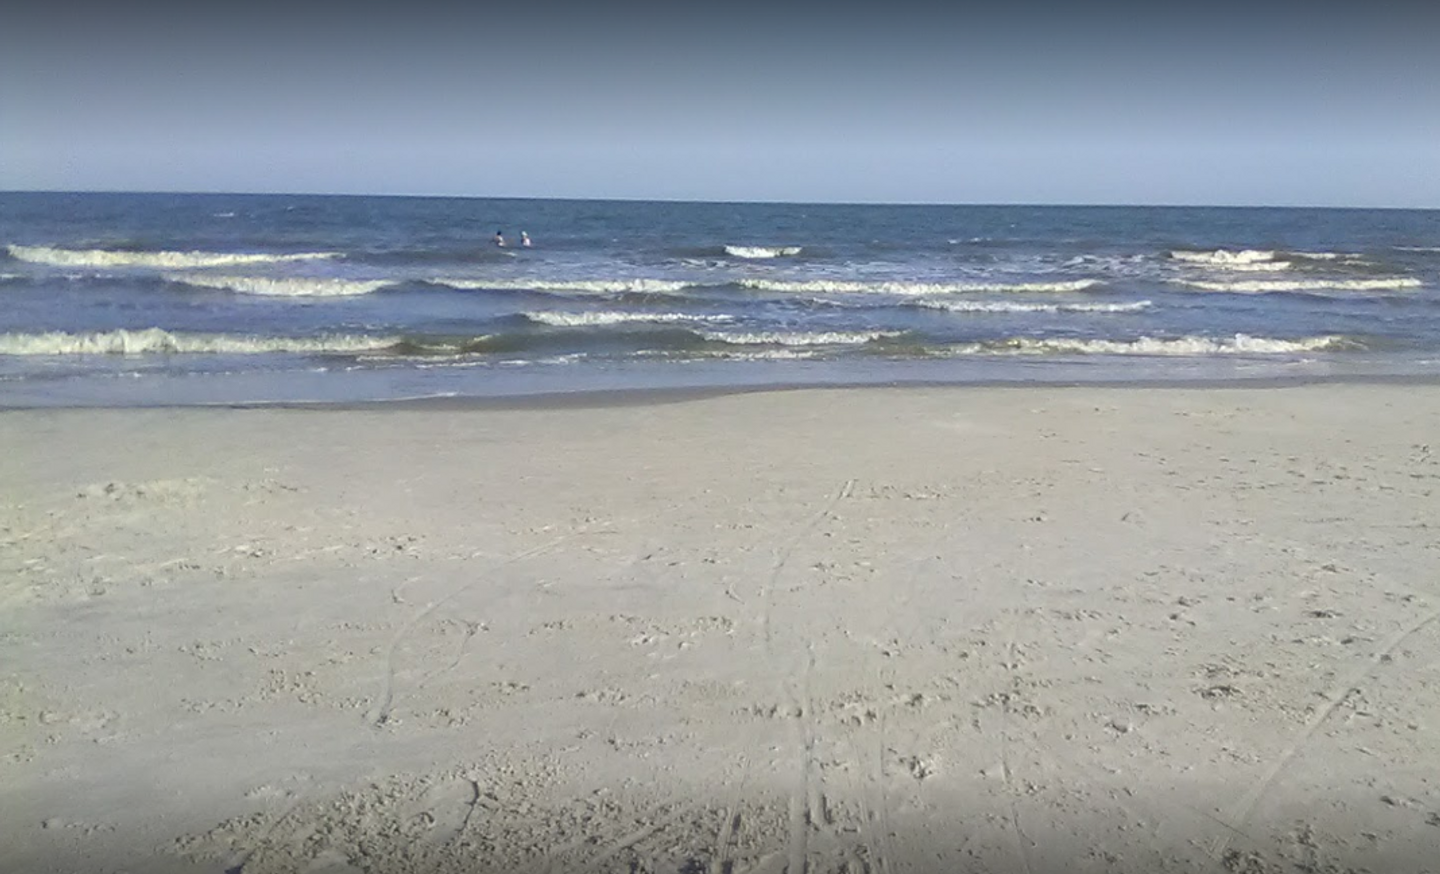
[166,273,390,297]
[1174,278,1420,294]
[523,311,733,327]
[919,300,1151,314]
[739,278,1102,295]
[1169,248,1370,270]
[964,334,1353,357]
[1169,249,1277,267]
[0,328,397,355]
[691,348,822,361]
[434,278,694,294]
[7,245,337,269]
[724,245,802,259]
[698,330,899,346]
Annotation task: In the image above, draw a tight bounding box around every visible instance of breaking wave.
[1290,251,1363,261]
[724,245,803,259]
[918,300,1152,314]
[7,245,338,269]
[522,311,734,327]
[0,328,397,355]
[434,278,695,294]
[697,330,900,346]
[1169,249,1277,267]
[1174,278,1421,294]
[692,348,823,361]
[738,278,1103,295]
[166,273,391,297]
[1169,248,1369,271]
[958,334,1354,357]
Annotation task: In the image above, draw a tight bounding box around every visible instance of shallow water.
[2,193,1437,406]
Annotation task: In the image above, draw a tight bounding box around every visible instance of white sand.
[2,385,1438,874]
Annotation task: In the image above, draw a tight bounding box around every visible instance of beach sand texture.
[3,385,1438,873]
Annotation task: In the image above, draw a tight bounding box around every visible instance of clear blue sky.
[3,2,1437,207]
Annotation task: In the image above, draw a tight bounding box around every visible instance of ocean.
[2,192,1438,407]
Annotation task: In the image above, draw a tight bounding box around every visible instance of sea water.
[1,192,1438,406]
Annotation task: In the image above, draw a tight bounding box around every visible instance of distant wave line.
[738,278,1104,295]
[7,245,339,269]
[917,299,1152,314]
[522,310,735,327]
[0,328,397,356]
[1168,248,1369,271]
[431,277,1107,297]
[433,277,696,294]
[1169,248,1278,266]
[696,329,902,346]
[724,245,803,259]
[166,273,391,297]
[951,333,1356,357]
[1174,277,1420,294]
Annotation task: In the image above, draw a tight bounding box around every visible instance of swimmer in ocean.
[521,231,531,248]
[494,230,506,247]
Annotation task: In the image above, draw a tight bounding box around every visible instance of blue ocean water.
[2,192,1438,406]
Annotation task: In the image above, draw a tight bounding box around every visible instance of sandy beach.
[3,384,1438,874]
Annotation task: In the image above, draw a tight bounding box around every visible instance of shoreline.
[5,369,1440,413]
[4,383,1438,873]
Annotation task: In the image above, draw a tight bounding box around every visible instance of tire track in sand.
[1205,606,1440,868]
[758,479,853,874]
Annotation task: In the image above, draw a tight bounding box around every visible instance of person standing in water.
[520,231,531,248]
[494,230,506,247]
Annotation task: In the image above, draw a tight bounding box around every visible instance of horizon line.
[2,188,1437,212]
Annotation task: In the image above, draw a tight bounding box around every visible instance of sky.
[2,1,1438,207]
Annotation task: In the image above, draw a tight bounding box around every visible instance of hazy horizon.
[6,190,1440,212]
[4,1,1437,209]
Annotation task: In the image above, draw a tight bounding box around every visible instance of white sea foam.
[494,354,588,367]
[0,328,397,356]
[698,329,899,346]
[958,334,1352,357]
[7,245,337,269]
[1208,260,1293,272]
[166,273,390,297]
[523,311,733,327]
[738,278,1102,295]
[644,347,821,361]
[1174,277,1421,294]
[1291,251,1363,261]
[919,300,1152,314]
[1169,249,1277,266]
[1170,248,1370,270]
[724,245,803,259]
[706,348,822,360]
[435,278,694,294]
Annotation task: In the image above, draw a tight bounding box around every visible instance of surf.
[1174,278,1420,294]
[7,245,338,270]
[917,300,1152,314]
[724,245,803,259]
[737,278,1104,295]
[165,274,392,297]
[522,311,734,327]
[0,328,397,356]
[958,334,1356,356]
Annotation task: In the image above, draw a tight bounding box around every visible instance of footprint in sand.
[301,848,364,873]
[396,775,481,848]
